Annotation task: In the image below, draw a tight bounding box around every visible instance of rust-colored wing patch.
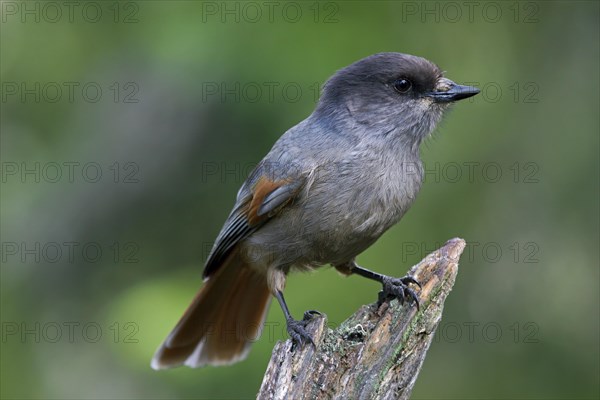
[245,176,291,226]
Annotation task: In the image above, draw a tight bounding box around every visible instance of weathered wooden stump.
[258,238,466,400]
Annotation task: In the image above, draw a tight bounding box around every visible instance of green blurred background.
[1,1,598,399]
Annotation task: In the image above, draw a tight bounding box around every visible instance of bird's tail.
[151,251,272,369]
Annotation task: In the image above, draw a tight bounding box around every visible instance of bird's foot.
[378,275,421,310]
[286,310,321,349]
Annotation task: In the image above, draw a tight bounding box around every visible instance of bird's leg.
[274,290,320,348]
[336,261,421,309]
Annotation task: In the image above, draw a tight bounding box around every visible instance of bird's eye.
[393,78,412,93]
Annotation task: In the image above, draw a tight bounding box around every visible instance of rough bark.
[258,238,466,400]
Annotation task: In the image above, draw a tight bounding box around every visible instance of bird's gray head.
[314,52,479,145]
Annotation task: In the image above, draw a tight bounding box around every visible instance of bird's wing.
[202,161,308,278]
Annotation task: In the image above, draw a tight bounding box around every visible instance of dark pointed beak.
[426,79,480,103]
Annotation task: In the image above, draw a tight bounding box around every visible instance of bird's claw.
[303,310,322,320]
[286,311,320,349]
[378,275,421,310]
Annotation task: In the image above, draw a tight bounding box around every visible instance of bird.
[151,52,479,369]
